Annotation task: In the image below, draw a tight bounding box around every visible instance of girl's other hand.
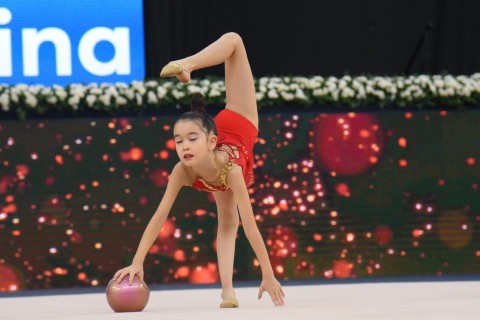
[258,275,285,306]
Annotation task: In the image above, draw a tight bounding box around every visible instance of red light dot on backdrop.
[149,168,169,187]
[166,139,176,150]
[0,175,14,194]
[311,114,385,175]
[55,155,64,165]
[3,203,17,214]
[398,159,408,167]
[16,165,30,179]
[70,231,84,244]
[375,225,393,245]
[139,196,148,205]
[194,209,207,217]
[335,183,351,197]
[173,249,186,261]
[0,263,23,292]
[45,176,55,186]
[158,219,175,239]
[129,147,144,161]
[333,260,353,278]
[159,150,169,159]
[190,265,219,284]
[466,157,476,166]
[174,266,190,278]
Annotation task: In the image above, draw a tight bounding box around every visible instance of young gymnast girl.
[113,32,285,307]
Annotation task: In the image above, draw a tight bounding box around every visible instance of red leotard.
[192,109,258,192]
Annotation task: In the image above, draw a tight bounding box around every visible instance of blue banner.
[0,0,145,86]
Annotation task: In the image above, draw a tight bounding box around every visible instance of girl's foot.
[220,296,239,308]
[220,289,238,308]
[159,61,191,83]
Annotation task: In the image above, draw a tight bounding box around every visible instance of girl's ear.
[208,134,218,151]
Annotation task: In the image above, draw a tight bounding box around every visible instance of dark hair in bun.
[190,92,207,113]
[175,93,217,135]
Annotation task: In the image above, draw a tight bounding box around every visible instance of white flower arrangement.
[1,74,480,119]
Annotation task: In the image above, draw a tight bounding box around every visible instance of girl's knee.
[218,212,239,230]
[222,32,243,46]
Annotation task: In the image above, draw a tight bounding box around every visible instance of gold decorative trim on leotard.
[217,144,240,160]
[198,161,234,191]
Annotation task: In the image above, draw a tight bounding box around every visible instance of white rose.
[115,96,128,105]
[312,88,327,97]
[366,85,374,94]
[156,86,167,99]
[10,90,19,103]
[41,88,53,96]
[295,88,307,100]
[89,88,103,95]
[172,89,185,99]
[326,82,337,91]
[86,95,97,107]
[356,88,366,99]
[208,89,221,97]
[375,90,386,100]
[280,91,294,101]
[55,88,68,101]
[47,96,58,104]
[331,89,340,101]
[277,84,290,92]
[136,93,143,105]
[341,87,355,99]
[305,79,321,89]
[267,89,279,99]
[25,93,38,107]
[132,81,146,95]
[115,82,128,89]
[256,92,265,101]
[124,89,135,100]
[15,84,28,90]
[259,77,269,86]
[356,76,368,83]
[105,86,119,97]
[99,94,111,106]
[147,91,158,104]
[187,85,202,94]
[69,94,81,105]
[0,94,9,111]
[145,80,158,88]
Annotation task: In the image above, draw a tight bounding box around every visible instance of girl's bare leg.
[213,190,239,300]
[174,32,258,129]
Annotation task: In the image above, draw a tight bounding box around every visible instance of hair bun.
[190,93,207,113]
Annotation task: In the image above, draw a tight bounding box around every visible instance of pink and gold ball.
[106,276,150,312]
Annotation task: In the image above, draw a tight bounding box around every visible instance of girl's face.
[173,120,217,167]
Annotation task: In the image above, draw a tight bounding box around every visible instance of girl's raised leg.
[165,32,258,129]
